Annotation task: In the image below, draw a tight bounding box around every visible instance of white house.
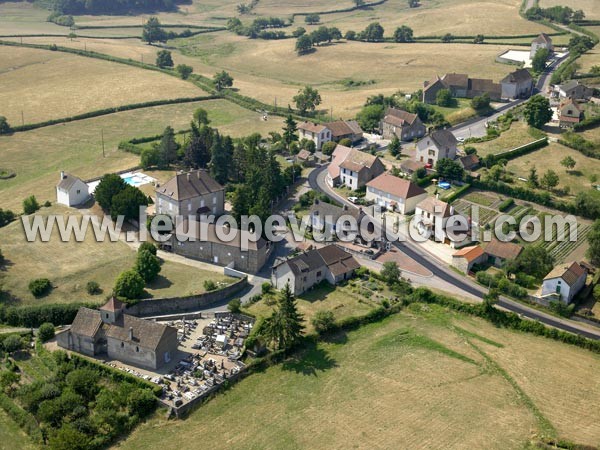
[327,146,386,190]
[415,130,459,167]
[365,173,428,214]
[530,33,553,59]
[501,68,534,100]
[553,80,594,101]
[541,261,587,304]
[298,122,332,150]
[56,171,90,207]
[413,196,472,247]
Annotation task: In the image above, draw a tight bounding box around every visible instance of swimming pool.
[87,171,156,193]
[438,182,451,190]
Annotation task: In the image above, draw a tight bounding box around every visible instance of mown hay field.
[541,0,600,20]
[506,142,600,196]
[0,45,205,124]
[0,205,234,306]
[117,304,600,450]
[0,99,284,211]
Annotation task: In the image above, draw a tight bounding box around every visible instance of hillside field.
[0,205,234,306]
[117,303,600,450]
[0,99,283,211]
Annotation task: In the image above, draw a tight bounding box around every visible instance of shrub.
[498,198,514,212]
[261,282,272,295]
[138,242,157,256]
[3,335,23,353]
[0,208,15,227]
[29,278,52,298]
[204,280,217,291]
[228,298,242,313]
[86,281,101,295]
[0,116,10,135]
[135,249,161,282]
[594,284,600,302]
[549,300,575,318]
[22,195,40,215]
[38,323,55,342]
[311,310,336,334]
[113,270,144,301]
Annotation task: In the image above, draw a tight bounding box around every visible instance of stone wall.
[126,278,248,317]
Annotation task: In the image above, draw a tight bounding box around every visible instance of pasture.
[0,45,203,124]
[0,205,233,306]
[0,99,283,211]
[540,0,600,20]
[117,303,600,449]
[470,121,540,156]
[506,142,600,196]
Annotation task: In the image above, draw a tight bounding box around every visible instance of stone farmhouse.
[324,119,364,144]
[541,261,587,304]
[271,244,361,295]
[558,98,583,128]
[298,122,332,150]
[309,199,366,239]
[365,173,427,214]
[530,33,553,59]
[501,68,534,100]
[422,73,501,104]
[327,146,386,190]
[56,171,90,207]
[169,219,272,274]
[380,107,426,141]
[156,169,225,219]
[484,239,523,267]
[57,298,179,370]
[452,245,486,273]
[415,129,459,166]
[553,80,594,101]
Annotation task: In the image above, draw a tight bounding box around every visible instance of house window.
[188,203,192,212]
[136,346,139,352]
[317,271,322,277]
[76,190,80,194]
[213,195,217,204]
[106,313,109,318]
[121,342,124,348]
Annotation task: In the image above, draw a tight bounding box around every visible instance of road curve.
[308,165,600,340]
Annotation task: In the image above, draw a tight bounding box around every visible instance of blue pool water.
[438,182,451,190]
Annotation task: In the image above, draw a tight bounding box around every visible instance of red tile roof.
[367,173,426,200]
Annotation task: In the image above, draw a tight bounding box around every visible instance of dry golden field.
[541,0,600,20]
[0,45,204,124]
[117,304,600,450]
[0,99,284,211]
[0,205,234,306]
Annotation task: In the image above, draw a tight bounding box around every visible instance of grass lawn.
[470,121,539,156]
[431,98,479,125]
[506,142,600,197]
[0,45,204,124]
[118,303,600,449]
[245,282,379,333]
[0,99,283,212]
[0,205,233,306]
[0,408,37,450]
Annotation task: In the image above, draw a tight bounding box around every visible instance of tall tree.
[587,219,600,266]
[532,47,550,73]
[94,174,126,211]
[362,22,384,41]
[527,166,539,188]
[263,283,304,350]
[184,122,213,169]
[142,17,167,44]
[540,169,559,191]
[157,126,179,168]
[282,115,298,149]
[393,25,414,43]
[560,156,576,172]
[155,50,173,68]
[295,34,313,55]
[293,85,322,115]
[210,133,233,184]
[213,71,234,91]
[523,95,552,129]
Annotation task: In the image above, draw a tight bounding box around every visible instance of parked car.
[348,196,359,204]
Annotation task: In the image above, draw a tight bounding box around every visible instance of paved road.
[308,166,600,340]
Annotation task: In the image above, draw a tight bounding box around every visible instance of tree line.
[46,0,184,15]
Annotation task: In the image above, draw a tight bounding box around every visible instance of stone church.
[57,297,178,370]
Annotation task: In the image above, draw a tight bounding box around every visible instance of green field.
[0,45,204,124]
[0,99,283,212]
[0,205,234,306]
[118,304,600,449]
[470,121,539,156]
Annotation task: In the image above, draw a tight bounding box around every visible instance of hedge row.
[442,183,471,203]
[0,394,44,444]
[409,288,600,353]
[0,302,99,328]
[10,96,217,133]
[413,32,566,40]
[573,114,600,132]
[74,24,224,30]
[495,137,548,160]
[415,173,437,187]
[291,0,387,17]
[498,198,515,212]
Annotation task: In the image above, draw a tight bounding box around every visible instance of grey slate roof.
[310,200,363,222]
[70,308,103,338]
[502,68,533,84]
[276,244,360,277]
[157,170,223,201]
[105,314,172,351]
[430,129,458,150]
[57,172,85,191]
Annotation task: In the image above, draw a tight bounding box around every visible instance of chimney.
[128,327,133,341]
[60,171,65,180]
